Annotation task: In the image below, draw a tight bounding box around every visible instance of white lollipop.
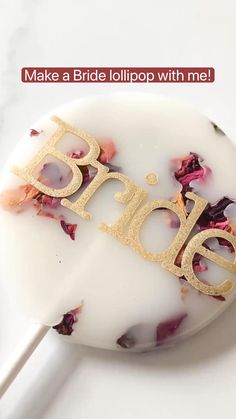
[1,93,236,394]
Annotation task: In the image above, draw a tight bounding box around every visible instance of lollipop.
[1,93,236,395]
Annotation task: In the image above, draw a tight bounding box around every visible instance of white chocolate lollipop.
[1,93,236,356]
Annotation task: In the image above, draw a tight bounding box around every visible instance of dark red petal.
[212,294,226,301]
[197,197,235,251]
[174,152,210,202]
[41,195,61,208]
[30,129,41,137]
[197,197,234,227]
[192,252,208,273]
[156,313,187,344]
[53,306,82,336]
[60,220,77,240]
[53,313,75,335]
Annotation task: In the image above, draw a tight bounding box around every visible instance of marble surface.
[1,0,236,418]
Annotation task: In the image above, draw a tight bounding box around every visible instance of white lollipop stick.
[0,323,50,398]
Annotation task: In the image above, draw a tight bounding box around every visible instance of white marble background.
[1,0,236,418]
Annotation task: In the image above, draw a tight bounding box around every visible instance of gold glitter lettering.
[12,116,102,198]
[182,228,235,295]
[127,192,208,277]
[11,116,236,296]
[61,169,146,240]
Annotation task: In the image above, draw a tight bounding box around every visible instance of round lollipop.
[1,93,236,394]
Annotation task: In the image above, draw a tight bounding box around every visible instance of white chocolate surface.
[1,93,236,351]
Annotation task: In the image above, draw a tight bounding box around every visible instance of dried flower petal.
[212,294,226,302]
[192,252,208,273]
[53,313,74,335]
[38,194,61,209]
[53,305,82,336]
[197,197,235,251]
[171,153,235,299]
[174,152,211,202]
[197,197,234,228]
[117,333,136,349]
[67,150,85,159]
[165,153,211,228]
[60,220,77,240]
[0,167,78,240]
[217,224,235,250]
[0,184,40,212]
[98,140,116,164]
[156,313,187,344]
[30,129,42,137]
[117,314,187,349]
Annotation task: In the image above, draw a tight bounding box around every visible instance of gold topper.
[12,116,236,297]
